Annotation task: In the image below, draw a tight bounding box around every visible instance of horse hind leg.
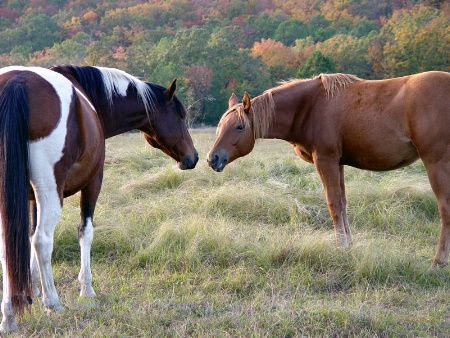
[422,159,450,266]
[31,186,64,311]
[30,152,65,312]
[30,200,41,297]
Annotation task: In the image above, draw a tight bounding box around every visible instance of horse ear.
[164,79,177,100]
[242,91,251,113]
[228,93,238,108]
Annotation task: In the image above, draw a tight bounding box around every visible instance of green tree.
[243,13,282,48]
[308,15,336,42]
[21,13,62,52]
[0,27,25,54]
[320,34,374,78]
[273,20,310,46]
[297,50,336,78]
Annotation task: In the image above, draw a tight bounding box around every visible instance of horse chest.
[291,142,314,164]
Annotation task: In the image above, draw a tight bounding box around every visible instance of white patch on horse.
[78,218,95,297]
[97,66,156,114]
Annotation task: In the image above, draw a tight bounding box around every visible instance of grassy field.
[5,128,450,337]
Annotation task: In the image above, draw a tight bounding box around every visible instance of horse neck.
[256,78,321,141]
[97,94,151,139]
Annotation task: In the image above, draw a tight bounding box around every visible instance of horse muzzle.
[207,153,228,172]
[178,152,199,170]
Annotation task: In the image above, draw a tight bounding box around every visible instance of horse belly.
[341,137,419,171]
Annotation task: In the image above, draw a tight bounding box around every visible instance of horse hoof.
[45,303,65,313]
[432,259,448,268]
[0,318,18,333]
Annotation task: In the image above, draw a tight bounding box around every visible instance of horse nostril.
[212,154,219,166]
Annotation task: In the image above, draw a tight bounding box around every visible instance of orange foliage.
[82,11,99,23]
[252,38,298,69]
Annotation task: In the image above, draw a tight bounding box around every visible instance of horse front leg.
[314,156,350,247]
[78,170,103,298]
[339,165,353,245]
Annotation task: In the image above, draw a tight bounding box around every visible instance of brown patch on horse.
[0,71,60,141]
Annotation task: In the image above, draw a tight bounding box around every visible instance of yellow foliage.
[82,10,99,22]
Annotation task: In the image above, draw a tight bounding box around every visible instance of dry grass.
[3,129,450,337]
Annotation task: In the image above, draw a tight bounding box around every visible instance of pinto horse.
[0,65,198,332]
[207,71,450,266]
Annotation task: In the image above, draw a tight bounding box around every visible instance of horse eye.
[236,124,245,131]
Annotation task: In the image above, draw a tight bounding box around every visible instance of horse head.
[207,92,256,172]
[143,80,198,170]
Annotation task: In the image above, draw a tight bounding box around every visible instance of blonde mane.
[275,73,361,98]
[318,73,361,98]
[219,73,361,139]
[219,91,275,140]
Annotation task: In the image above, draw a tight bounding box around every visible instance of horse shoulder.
[63,89,105,197]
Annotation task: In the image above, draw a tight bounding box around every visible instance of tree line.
[0,0,448,124]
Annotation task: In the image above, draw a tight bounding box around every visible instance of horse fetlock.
[80,285,96,298]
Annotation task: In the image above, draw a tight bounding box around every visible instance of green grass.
[4,129,450,337]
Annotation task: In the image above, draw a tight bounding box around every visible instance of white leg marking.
[30,239,41,297]
[78,218,96,297]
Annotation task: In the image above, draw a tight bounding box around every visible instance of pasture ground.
[4,129,450,337]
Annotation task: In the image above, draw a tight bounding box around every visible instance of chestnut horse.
[207,71,450,267]
[0,65,198,332]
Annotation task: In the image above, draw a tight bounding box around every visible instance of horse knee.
[31,232,53,256]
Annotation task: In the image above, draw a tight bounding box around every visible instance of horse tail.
[0,76,32,313]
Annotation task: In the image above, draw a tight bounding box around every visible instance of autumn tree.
[380,5,450,77]
[252,38,298,81]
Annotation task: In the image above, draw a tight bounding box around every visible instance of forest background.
[0,0,449,125]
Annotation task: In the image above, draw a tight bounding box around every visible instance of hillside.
[0,0,449,124]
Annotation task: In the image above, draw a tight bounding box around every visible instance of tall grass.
[5,129,450,337]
